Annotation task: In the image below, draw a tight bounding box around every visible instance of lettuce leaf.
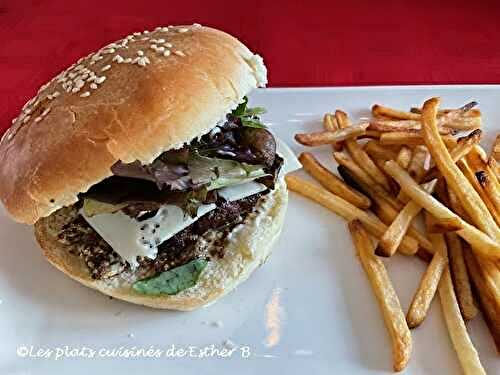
[231,96,267,129]
[132,259,208,295]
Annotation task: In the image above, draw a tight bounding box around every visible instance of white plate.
[1,85,499,375]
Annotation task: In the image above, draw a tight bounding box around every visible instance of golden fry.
[372,104,421,120]
[463,250,500,353]
[406,231,448,329]
[348,220,412,372]
[335,111,392,191]
[295,123,369,146]
[377,180,436,257]
[285,175,418,254]
[445,233,478,320]
[438,266,486,375]
[422,129,482,183]
[298,152,371,209]
[323,113,343,151]
[383,160,500,258]
[364,140,399,161]
[421,98,500,242]
[380,132,456,147]
[396,146,412,169]
[333,151,403,211]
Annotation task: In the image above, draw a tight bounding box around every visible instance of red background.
[2,0,500,135]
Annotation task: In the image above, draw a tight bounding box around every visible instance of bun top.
[0,25,267,224]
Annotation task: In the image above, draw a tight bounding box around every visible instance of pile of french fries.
[288,98,500,373]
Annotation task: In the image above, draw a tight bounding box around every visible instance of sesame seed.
[133,32,141,36]
[160,27,169,32]
[7,132,13,140]
[41,108,51,116]
[11,117,17,124]
[71,87,80,93]
[164,42,173,48]
[80,91,91,97]
[75,79,85,88]
[53,91,60,97]
[68,72,76,79]
[113,55,124,63]
[95,76,106,84]
[137,50,144,56]
[75,64,85,71]
[141,37,149,41]
[34,116,42,123]
[23,116,31,124]
[150,44,158,50]
[90,83,98,89]
[163,50,171,56]
[124,58,133,63]
[143,30,149,34]
[157,38,165,43]
[174,50,186,56]
[157,46,165,52]
[193,23,201,27]
[101,64,111,72]
[178,28,189,33]
[155,27,162,31]
[137,56,150,66]
[23,108,32,114]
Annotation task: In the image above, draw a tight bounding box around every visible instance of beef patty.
[57,192,267,280]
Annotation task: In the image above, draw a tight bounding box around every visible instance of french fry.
[298,152,371,209]
[285,175,418,254]
[420,97,500,242]
[406,230,448,328]
[422,129,482,183]
[458,159,500,226]
[323,113,343,151]
[410,105,481,131]
[333,151,403,211]
[425,179,464,233]
[463,250,500,353]
[294,122,369,146]
[377,180,437,257]
[438,266,486,375]
[407,145,428,183]
[476,170,500,219]
[372,104,421,120]
[396,146,412,169]
[369,120,454,135]
[335,111,392,191]
[466,145,500,219]
[445,232,478,320]
[383,160,500,258]
[491,134,500,160]
[364,140,399,161]
[338,165,433,256]
[488,156,500,180]
[358,130,382,140]
[348,220,412,372]
[380,132,456,147]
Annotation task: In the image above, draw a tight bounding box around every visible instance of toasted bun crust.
[34,183,287,311]
[0,25,267,224]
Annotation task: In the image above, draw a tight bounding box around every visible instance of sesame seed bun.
[0,25,267,224]
[34,182,287,311]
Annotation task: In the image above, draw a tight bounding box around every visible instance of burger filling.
[53,98,300,295]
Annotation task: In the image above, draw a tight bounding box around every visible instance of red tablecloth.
[2,0,500,135]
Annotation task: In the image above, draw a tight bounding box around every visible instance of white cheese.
[81,137,300,268]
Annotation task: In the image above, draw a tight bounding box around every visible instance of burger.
[0,25,300,310]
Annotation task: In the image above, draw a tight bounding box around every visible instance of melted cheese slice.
[82,137,300,267]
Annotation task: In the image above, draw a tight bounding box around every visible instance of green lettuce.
[132,259,208,295]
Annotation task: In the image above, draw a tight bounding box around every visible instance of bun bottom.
[34,182,288,310]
